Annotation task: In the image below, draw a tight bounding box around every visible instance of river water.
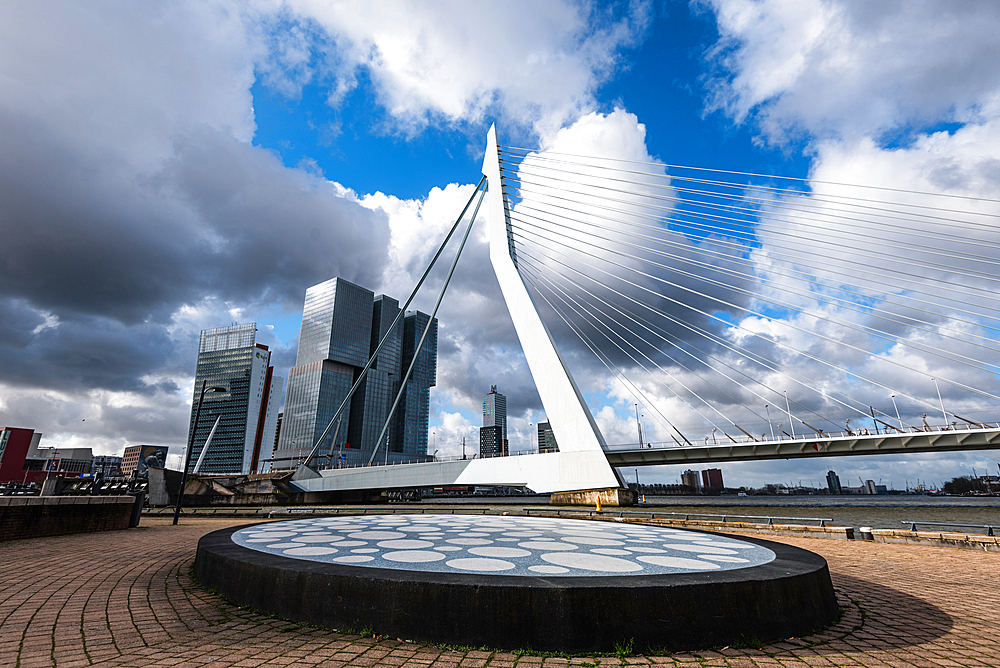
[636,495,1000,532]
[428,495,1000,532]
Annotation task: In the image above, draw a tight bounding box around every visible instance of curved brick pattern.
[0,517,997,667]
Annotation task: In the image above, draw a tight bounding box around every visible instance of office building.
[0,427,41,483]
[483,386,507,450]
[479,425,505,458]
[122,445,171,477]
[279,278,373,458]
[537,421,559,453]
[826,470,842,495]
[276,277,437,466]
[392,311,437,457]
[186,323,283,475]
[701,468,724,490]
[350,295,402,455]
[681,469,701,490]
[21,444,93,483]
[91,455,123,477]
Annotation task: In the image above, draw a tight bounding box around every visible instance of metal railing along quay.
[901,520,999,536]
[142,504,834,527]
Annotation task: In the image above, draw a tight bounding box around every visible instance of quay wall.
[0,496,134,541]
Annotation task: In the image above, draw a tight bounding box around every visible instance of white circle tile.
[667,544,738,555]
[283,546,338,556]
[292,535,342,543]
[446,558,516,572]
[637,555,720,569]
[561,536,624,546]
[518,541,578,551]
[446,538,492,546]
[377,539,435,549]
[700,555,750,563]
[334,555,374,563]
[383,550,446,563]
[469,547,532,558]
[529,565,570,574]
[541,552,643,573]
[592,549,632,556]
[347,531,406,540]
[352,548,380,554]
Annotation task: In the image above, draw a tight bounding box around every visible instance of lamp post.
[173,380,226,525]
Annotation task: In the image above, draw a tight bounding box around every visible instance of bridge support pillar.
[549,487,636,507]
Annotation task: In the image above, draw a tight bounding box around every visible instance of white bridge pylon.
[293,126,621,495]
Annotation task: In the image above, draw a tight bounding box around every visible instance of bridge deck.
[289,427,1000,493]
[604,427,1000,466]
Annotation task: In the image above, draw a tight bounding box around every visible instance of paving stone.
[1,518,998,667]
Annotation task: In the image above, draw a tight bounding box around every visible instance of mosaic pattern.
[231,515,775,577]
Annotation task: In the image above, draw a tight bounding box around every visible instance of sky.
[2,0,1000,490]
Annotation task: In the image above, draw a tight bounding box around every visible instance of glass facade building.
[186,323,283,474]
[537,421,559,453]
[479,425,504,458]
[279,278,375,456]
[349,295,402,454]
[392,311,438,457]
[277,277,438,465]
[483,386,507,444]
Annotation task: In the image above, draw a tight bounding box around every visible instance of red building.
[0,427,40,483]
[701,468,724,490]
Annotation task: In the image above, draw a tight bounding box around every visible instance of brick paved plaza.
[1,516,997,667]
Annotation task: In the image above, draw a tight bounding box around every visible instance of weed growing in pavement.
[613,637,634,662]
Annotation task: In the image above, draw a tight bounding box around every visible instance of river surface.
[428,495,1000,532]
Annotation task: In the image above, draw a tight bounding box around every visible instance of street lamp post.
[173,380,226,525]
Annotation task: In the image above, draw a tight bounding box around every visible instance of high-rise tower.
[186,323,282,474]
[278,278,373,456]
[483,386,507,452]
[278,278,437,464]
[392,311,438,456]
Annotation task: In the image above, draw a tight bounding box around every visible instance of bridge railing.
[603,421,1000,451]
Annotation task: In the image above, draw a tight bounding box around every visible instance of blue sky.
[2,0,1000,489]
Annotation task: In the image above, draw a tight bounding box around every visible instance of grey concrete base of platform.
[549,487,636,507]
[194,525,838,653]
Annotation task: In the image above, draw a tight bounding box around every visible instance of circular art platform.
[195,514,839,653]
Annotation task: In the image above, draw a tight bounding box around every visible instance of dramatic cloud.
[668,0,1000,485]
[702,0,1000,143]
[0,1,389,452]
[264,0,651,136]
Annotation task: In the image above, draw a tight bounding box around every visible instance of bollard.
[127,490,147,528]
[596,497,602,512]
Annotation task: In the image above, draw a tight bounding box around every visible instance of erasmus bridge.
[289,126,1000,497]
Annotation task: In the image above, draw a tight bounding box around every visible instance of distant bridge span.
[604,426,1000,467]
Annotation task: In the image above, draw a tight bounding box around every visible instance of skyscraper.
[483,386,507,445]
[393,311,438,456]
[349,295,402,455]
[537,421,559,453]
[681,469,701,491]
[277,277,437,464]
[278,278,373,456]
[186,323,283,474]
[479,425,504,458]
[826,470,842,495]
